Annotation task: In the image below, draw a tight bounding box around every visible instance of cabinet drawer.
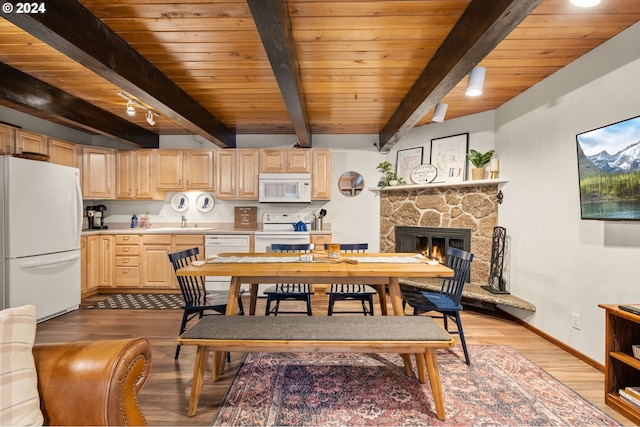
[116,235,140,244]
[143,234,172,245]
[173,235,205,245]
[115,245,140,256]
[116,256,140,267]
[115,267,140,285]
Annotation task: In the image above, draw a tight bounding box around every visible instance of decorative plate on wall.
[410,164,438,184]
[196,193,215,212]
[170,193,189,212]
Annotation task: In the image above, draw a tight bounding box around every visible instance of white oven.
[204,234,251,292]
[253,212,312,295]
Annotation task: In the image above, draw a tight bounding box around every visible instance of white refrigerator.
[0,156,83,322]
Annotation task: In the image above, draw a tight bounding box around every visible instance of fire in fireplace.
[395,226,472,280]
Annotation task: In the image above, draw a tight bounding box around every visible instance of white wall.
[494,21,640,363]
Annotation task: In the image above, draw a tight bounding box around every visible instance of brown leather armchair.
[32,337,152,426]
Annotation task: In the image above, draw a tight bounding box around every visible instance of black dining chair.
[401,246,474,364]
[263,243,316,316]
[324,243,378,316]
[168,247,244,359]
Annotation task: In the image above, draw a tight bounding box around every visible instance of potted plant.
[466,149,494,180]
[376,161,406,187]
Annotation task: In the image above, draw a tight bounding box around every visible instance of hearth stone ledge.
[401,278,536,312]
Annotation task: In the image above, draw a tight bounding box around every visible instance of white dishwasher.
[204,235,251,292]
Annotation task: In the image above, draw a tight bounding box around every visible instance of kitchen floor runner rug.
[84,293,183,310]
[211,345,619,427]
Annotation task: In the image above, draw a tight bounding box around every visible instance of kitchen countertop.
[81,225,331,236]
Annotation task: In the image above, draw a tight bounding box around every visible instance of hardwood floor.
[34,293,633,426]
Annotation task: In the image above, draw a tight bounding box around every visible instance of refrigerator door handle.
[74,175,83,240]
[20,254,81,269]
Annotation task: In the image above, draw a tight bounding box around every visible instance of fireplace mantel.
[369,177,508,192]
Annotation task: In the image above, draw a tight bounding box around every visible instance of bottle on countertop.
[131,214,138,228]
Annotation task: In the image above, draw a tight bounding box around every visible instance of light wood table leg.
[415,352,427,384]
[425,347,447,421]
[377,284,388,316]
[388,276,414,376]
[249,283,259,315]
[187,346,209,416]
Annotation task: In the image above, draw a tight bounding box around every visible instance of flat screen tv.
[576,115,640,220]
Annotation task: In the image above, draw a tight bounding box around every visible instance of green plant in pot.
[466,149,494,180]
[376,161,406,187]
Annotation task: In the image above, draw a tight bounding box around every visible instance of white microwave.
[259,173,311,203]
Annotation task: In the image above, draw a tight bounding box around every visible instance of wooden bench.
[178,315,454,420]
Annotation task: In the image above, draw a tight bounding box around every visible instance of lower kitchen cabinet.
[311,233,332,251]
[99,235,113,289]
[84,235,100,295]
[141,235,175,289]
[171,235,205,287]
[114,234,141,288]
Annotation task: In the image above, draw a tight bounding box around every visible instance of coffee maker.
[94,204,108,229]
[86,205,108,229]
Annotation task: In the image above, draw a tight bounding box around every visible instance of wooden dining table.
[177,251,454,317]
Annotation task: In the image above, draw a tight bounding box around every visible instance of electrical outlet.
[571,312,581,330]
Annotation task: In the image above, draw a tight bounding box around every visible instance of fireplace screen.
[396,226,471,281]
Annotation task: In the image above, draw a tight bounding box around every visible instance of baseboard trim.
[497,308,604,372]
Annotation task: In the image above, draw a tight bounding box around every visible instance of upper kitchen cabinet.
[116,150,161,199]
[260,149,311,173]
[15,129,47,155]
[311,149,332,200]
[48,137,78,168]
[81,146,116,199]
[156,149,214,190]
[215,149,259,200]
[0,123,15,154]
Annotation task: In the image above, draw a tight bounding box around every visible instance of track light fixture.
[432,103,448,122]
[126,100,136,116]
[117,92,159,125]
[466,66,486,97]
[146,110,156,126]
[570,0,600,7]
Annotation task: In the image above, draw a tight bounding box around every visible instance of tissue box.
[632,345,640,359]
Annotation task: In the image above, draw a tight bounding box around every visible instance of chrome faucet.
[181,215,187,228]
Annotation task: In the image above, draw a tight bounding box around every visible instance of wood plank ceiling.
[0,0,639,150]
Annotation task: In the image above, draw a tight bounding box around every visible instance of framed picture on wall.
[430,133,469,182]
[396,146,423,184]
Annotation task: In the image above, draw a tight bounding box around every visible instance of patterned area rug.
[212,345,619,426]
[84,293,183,310]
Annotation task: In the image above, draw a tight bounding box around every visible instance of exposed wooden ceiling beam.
[379,0,543,152]
[0,62,158,148]
[248,0,311,147]
[3,0,235,148]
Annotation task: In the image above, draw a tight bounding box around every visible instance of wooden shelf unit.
[599,304,640,425]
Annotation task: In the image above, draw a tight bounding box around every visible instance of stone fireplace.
[379,182,502,283]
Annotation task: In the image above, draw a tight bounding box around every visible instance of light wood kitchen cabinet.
[48,137,79,167]
[81,146,116,199]
[99,235,113,288]
[116,149,160,199]
[311,149,332,200]
[171,235,205,287]
[15,129,48,155]
[310,233,332,251]
[215,149,259,200]
[114,234,140,288]
[156,149,214,190]
[80,236,87,294]
[85,234,100,293]
[141,234,175,289]
[260,149,311,173]
[0,123,15,154]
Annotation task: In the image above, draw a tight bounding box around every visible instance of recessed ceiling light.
[569,0,600,7]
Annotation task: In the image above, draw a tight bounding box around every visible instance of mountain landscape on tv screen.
[582,140,640,173]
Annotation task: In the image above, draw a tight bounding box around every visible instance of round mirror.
[338,171,364,197]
